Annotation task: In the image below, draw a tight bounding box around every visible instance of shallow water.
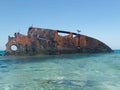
[0,52,120,90]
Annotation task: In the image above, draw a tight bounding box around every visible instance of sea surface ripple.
[0,51,120,90]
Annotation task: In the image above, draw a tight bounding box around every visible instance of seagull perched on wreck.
[77,29,81,34]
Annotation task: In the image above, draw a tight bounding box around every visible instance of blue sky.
[0,0,120,50]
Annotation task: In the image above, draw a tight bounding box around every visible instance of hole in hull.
[11,45,17,51]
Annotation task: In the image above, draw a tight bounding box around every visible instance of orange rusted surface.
[6,27,113,55]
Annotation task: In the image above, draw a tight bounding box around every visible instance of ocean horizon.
[0,50,120,90]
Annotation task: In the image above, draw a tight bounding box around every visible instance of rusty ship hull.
[6,27,113,55]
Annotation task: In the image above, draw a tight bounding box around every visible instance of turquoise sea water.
[0,50,120,90]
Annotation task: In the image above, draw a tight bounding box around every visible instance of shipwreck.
[6,27,113,55]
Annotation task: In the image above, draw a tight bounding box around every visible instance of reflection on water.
[0,53,120,90]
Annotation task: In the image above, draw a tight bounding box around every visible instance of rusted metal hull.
[6,27,113,55]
